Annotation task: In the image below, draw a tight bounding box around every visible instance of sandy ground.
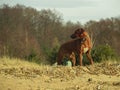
[0,58,120,90]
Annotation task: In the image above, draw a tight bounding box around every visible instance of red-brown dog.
[71,28,94,65]
[57,37,86,66]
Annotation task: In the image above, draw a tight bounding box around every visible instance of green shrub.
[91,45,117,62]
[49,46,59,64]
[25,49,41,64]
[43,46,59,65]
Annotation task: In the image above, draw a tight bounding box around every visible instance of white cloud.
[29,0,98,8]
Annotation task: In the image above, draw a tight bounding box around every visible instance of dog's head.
[71,28,85,39]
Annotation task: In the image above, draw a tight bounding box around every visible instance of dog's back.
[59,38,85,53]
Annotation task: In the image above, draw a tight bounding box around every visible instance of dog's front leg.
[79,53,83,66]
[86,50,94,65]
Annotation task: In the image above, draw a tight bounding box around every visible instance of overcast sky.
[0,0,120,24]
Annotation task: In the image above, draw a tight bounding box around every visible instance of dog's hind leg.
[70,52,76,66]
[57,50,64,65]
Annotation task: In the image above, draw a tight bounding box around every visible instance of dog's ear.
[76,28,85,34]
[80,28,85,34]
[76,28,81,34]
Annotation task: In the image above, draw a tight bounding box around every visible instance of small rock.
[113,82,120,86]
[96,84,101,90]
[88,78,92,82]
[75,85,80,90]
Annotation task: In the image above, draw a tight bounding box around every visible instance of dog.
[70,28,94,65]
[57,37,86,66]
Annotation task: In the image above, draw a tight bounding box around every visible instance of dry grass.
[0,56,40,67]
[0,57,120,90]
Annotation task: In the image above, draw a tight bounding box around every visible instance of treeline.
[0,4,120,64]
